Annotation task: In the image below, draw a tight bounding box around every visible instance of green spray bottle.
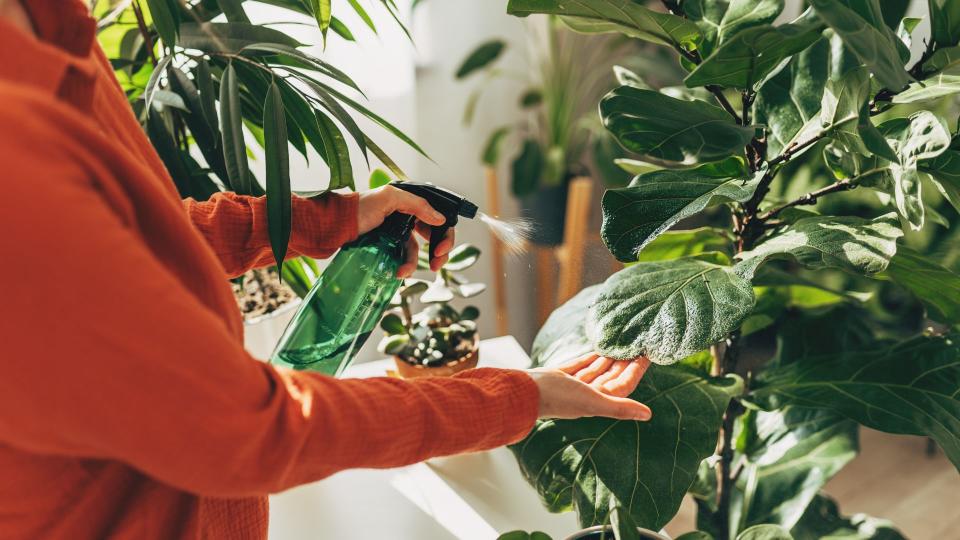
[270,182,479,376]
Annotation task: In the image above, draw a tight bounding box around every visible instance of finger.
[590,360,629,390]
[602,358,651,398]
[558,353,599,375]
[391,188,445,226]
[397,235,420,278]
[591,393,652,421]
[574,356,614,384]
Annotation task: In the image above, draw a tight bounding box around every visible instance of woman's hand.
[527,354,652,421]
[357,185,456,277]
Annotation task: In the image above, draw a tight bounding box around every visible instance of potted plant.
[378,244,486,378]
[503,1,960,539]
[94,1,422,351]
[455,20,632,246]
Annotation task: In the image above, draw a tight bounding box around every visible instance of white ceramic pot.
[243,299,301,360]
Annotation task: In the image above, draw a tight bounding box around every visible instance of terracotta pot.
[394,336,480,379]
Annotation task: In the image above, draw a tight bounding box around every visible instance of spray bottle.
[270,182,479,376]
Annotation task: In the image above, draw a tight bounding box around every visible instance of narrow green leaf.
[195,59,220,136]
[264,80,292,272]
[601,158,753,262]
[145,0,180,47]
[179,22,301,52]
[734,213,903,280]
[330,17,355,41]
[216,0,250,22]
[929,0,960,48]
[601,86,755,163]
[316,112,354,190]
[143,54,173,116]
[219,62,251,193]
[364,135,409,181]
[316,0,332,38]
[168,67,229,181]
[456,40,506,79]
[587,257,755,363]
[348,0,377,33]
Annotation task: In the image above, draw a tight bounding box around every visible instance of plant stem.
[132,1,159,66]
[708,85,742,123]
[714,332,743,540]
[758,172,872,222]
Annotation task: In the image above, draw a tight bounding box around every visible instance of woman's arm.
[1,155,540,497]
[183,192,359,277]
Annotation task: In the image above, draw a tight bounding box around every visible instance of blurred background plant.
[455,18,633,245]
[94,0,423,314]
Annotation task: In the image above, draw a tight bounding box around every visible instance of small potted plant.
[378,244,486,378]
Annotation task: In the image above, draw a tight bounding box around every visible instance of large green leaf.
[929,0,960,48]
[891,72,960,104]
[600,158,753,262]
[737,525,793,540]
[684,0,784,57]
[587,257,755,363]
[456,40,505,79]
[808,0,911,91]
[145,0,180,48]
[600,86,755,164]
[878,111,952,230]
[790,495,906,540]
[218,63,251,193]
[637,228,732,263]
[685,20,822,89]
[264,81,291,271]
[754,37,829,157]
[506,0,701,50]
[885,246,960,325]
[925,45,960,74]
[511,365,740,529]
[734,213,903,280]
[531,285,601,368]
[752,332,960,470]
[179,22,301,52]
[731,409,858,534]
[920,148,960,212]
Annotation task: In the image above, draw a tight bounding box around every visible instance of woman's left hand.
[555,353,652,398]
[357,185,456,277]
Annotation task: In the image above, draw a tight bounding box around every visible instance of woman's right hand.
[526,354,652,421]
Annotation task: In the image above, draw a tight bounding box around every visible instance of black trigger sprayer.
[270,182,479,376]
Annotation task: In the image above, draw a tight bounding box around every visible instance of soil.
[232,268,297,321]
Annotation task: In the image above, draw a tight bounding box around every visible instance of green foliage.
[98,1,421,271]
[456,40,506,79]
[506,0,960,537]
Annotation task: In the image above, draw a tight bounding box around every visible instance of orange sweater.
[0,2,539,539]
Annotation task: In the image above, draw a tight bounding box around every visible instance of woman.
[0,1,652,538]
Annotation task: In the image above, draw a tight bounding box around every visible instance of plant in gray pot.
[455,19,631,246]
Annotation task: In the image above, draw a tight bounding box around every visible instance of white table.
[267,336,579,539]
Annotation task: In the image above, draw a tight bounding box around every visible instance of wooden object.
[484,167,510,337]
[556,177,593,306]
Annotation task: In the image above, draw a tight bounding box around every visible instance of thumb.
[391,188,446,227]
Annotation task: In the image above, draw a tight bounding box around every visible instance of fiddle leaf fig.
[791,495,906,540]
[731,408,858,533]
[752,333,960,470]
[885,246,960,325]
[512,365,741,530]
[506,0,700,50]
[684,0,784,57]
[600,87,755,163]
[685,20,822,90]
[736,525,793,540]
[601,158,753,262]
[531,285,601,368]
[891,72,960,104]
[587,258,755,364]
[734,213,903,280]
[808,0,911,91]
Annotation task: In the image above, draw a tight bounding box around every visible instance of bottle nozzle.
[391,182,480,262]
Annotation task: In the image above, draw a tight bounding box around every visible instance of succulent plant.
[377,244,485,367]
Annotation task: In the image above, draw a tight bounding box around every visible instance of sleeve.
[0,138,539,498]
[183,191,359,277]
